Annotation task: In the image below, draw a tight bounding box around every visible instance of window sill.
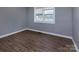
[34,21,55,24]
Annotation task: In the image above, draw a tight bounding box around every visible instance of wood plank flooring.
[0,30,76,52]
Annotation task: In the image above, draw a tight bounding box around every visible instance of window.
[34,7,55,24]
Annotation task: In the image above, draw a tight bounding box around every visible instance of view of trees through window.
[34,7,55,24]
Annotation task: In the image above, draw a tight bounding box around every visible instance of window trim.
[34,7,55,24]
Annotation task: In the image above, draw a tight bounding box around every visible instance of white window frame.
[34,7,55,24]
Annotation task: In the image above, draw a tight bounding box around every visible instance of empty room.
[0,7,78,52]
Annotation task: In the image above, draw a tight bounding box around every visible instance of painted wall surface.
[0,7,73,38]
[72,8,79,49]
[0,7,28,36]
[28,7,72,37]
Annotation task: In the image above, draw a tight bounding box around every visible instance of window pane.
[34,7,55,24]
[35,8,43,22]
[43,8,54,23]
[35,7,43,14]
[44,10,54,14]
[36,14,43,21]
[44,14,54,19]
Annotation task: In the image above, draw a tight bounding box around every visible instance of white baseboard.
[27,28,73,39]
[0,28,73,39]
[0,27,78,51]
[71,38,79,52]
[27,28,79,51]
[0,28,28,39]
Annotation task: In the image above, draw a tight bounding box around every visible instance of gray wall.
[0,7,28,36]
[0,7,73,38]
[28,7,72,36]
[72,8,79,49]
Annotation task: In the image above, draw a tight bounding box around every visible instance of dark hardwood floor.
[0,30,76,52]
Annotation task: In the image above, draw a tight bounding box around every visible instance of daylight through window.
[34,7,55,24]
